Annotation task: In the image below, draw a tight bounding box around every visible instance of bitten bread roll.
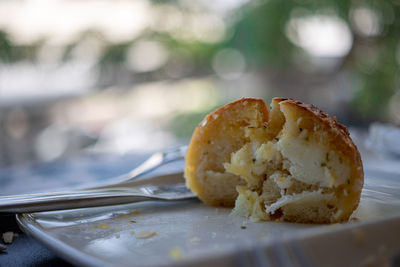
[184,98,364,223]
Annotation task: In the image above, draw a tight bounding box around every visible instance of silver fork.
[0,146,195,213]
[0,183,194,213]
[97,145,188,187]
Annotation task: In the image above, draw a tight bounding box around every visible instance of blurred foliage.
[98,42,132,67]
[229,1,296,66]
[227,0,400,119]
[0,0,399,121]
[96,0,400,120]
[0,30,42,62]
[0,31,14,62]
[352,40,399,118]
[167,105,220,138]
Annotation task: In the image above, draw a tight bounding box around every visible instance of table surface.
[0,213,72,266]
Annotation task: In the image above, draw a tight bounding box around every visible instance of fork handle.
[0,188,150,213]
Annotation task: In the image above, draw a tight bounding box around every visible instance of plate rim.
[17,209,400,267]
[17,213,112,267]
[15,169,400,267]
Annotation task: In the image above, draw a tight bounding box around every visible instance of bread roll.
[184,98,363,223]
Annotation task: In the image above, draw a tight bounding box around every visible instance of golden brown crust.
[274,97,364,221]
[185,97,363,223]
[273,97,350,138]
[275,98,363,186]
[208,98,270,127]
[184,98,269,207]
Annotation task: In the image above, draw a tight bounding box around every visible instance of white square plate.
[17,170,400,266]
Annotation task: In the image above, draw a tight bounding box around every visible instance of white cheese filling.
[225,134,350,218]
[265,189,334,214]
[276,134,350,187]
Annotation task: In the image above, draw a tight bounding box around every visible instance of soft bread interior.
[184,99,269,207]
[184,98,363,223]
[224,98,362,223]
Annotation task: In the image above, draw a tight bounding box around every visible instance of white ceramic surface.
[17,170,400,267]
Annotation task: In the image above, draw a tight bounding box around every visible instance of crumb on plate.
[136,230,156,239]
[97,223,112,230]
[3,232,14,244]
[169,247,183,260]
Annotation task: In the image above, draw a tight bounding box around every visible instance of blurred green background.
[0,0,399,167]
